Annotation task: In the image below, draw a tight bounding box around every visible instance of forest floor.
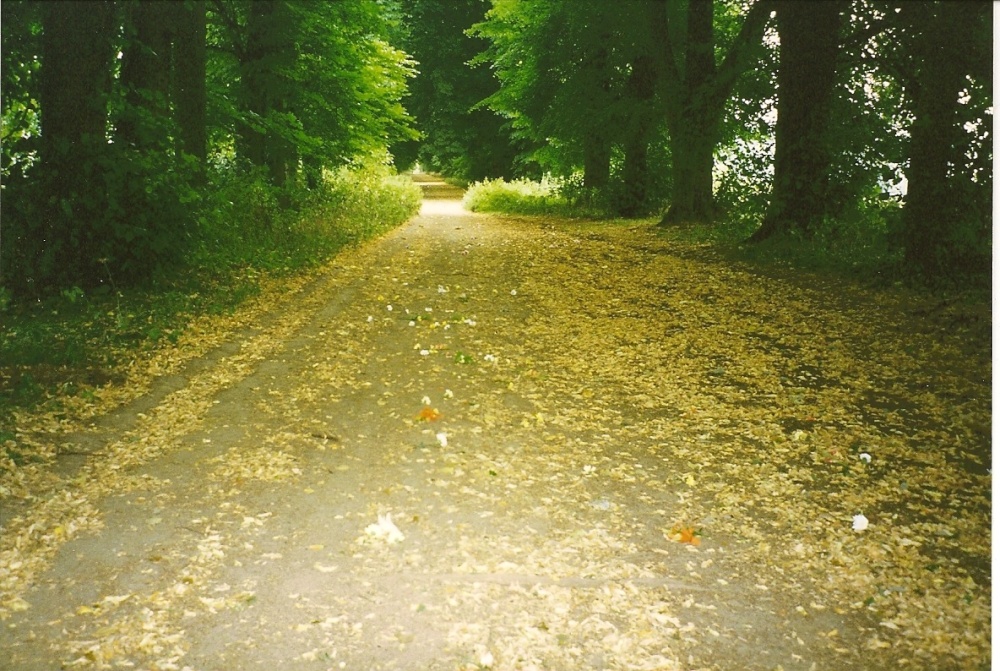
[0,174,991,670]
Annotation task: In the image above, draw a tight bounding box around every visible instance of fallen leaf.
[417,406,442,421]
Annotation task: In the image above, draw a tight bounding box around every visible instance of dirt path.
[1,175,990,670]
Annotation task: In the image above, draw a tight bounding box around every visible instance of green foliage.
[464,176,611,218]
[0,168,420,428]
[207,0,417,180]
[394,0,519,180]
[196,165,421,274]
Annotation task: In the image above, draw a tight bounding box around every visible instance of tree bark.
[650,0,775,225]
[173,0,208,169]
[901,1,989,279]
[237,0,296,187]
[582,134,611,191]
[38,0,116,286]
[749,0,846,243]
[119,2,174,149]
[620,54,657,217]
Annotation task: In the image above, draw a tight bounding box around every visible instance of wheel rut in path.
[3,177,987,670]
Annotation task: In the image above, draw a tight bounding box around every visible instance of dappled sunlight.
[420,197,467,217]
[412,172,469,216]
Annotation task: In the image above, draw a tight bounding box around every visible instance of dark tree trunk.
[173,0,208,170]
[620,54,657,217]
[237,2,270,170]
[901,1,988,279]
[119,2,174,149]
[582,134,611,191]
[581,41,612,193]
[649,0,775,226]
[238,0,296,188]
[749,0,846,243]
[663,108,720,223]
[38,0,116,287]
[662,0,717,224]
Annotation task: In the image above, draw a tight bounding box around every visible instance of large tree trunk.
[749,0,846,243]
[619,54,657,217]
[901,1,988,279]
[662,0,717,224]
[649,0,775,226]
[582,133,611,191]
[173,0,208,170]
[238,0,296,188]
[119,2,173,149]
[38,0,116,287]
[237,2,270,170]
[663,108,720,223]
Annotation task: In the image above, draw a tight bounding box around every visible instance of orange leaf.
[417,406,442,421]
[670,525,701,546]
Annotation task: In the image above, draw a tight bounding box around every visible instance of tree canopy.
[0,0,992,292]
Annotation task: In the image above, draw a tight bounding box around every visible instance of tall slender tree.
[174,1,208,168]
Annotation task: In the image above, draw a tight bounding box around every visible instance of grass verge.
[0,168,421,459]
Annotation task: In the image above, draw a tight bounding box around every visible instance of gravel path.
[1,175,989,670]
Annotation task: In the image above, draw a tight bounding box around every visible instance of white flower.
[479,651,495,668]
[436,432,448,448]
[859,452,872,463]
[438,285,448,293]
[510,289,517,296]
[420,349,430,356]
[582,465,596,475]
[852,514,869,531]
[367,315,374,323]
[387,304,393,311]
[444,389,454,398]
[422,395,432,405]
[409,320,416,327]
[364,514,404,544]
[484,354,497,362]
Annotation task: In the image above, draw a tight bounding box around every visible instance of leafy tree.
[748,0,847,242]
[208,0,417,186]
[647,0,775,224]
[395,0,519,180]
[472,0,663,210]
[895,1,991,280]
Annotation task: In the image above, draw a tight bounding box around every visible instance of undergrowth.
[464,177,604,218]
[0,167,421,438]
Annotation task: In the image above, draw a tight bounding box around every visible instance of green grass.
[463,177,603,218]
[0,168,421,432]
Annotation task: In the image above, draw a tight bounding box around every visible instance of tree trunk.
[237,2,269,170]
[901,1,987,279]
[238,0,296,187]
[749,0,846,243]
[661,0,716,224]
[38,0,116,287]
[581,40,612,193]
[119,2,173,149]
[173,0,208,170]
[582,133,611,191]
[620,54,657,217]
[649,0,775,226]
[662,108,720,223]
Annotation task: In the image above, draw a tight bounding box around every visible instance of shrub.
[464,176,586,216]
